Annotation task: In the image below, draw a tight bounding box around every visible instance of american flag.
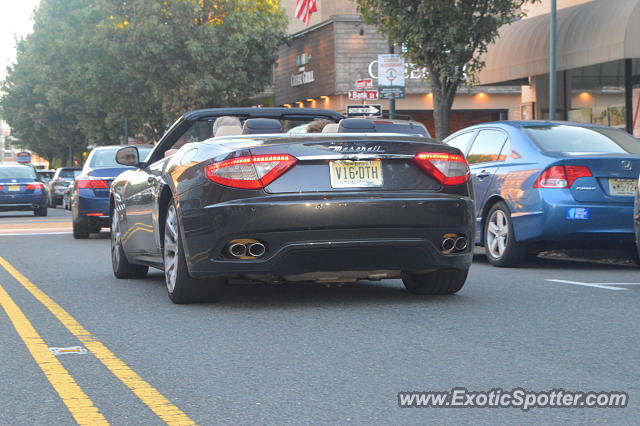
[295,0,317,25]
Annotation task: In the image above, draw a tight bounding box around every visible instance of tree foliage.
[357,0,539,139]
[1,0,286,164]
[101,0,287,122]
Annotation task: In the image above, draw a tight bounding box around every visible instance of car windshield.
[524,125,640,154]
[89,146,152,168]
[371,121,429,136]
[0,166,37,179]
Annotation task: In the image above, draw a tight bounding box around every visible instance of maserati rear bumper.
[179,192,475,279]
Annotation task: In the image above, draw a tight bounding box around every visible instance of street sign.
[17,152,31,164]
[348,90,379,101]
[378,54,406,99]
[379,87,406,99]
[355,78,374,89]
[346,104,382,117]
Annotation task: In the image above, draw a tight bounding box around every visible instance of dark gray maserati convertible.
[110,108,474,303]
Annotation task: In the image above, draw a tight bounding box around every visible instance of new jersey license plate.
[329,160,383,188]
[609,178,636,196]
[8,185,21,192]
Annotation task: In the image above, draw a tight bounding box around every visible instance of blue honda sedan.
[444,121,640,267]
[0,165,48,216]
[71,145,152,239]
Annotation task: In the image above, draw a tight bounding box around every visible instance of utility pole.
[389,43,396,119]
[549,0,557,120]
[123,119,129,145]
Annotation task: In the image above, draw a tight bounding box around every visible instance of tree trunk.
[430,69,459,141]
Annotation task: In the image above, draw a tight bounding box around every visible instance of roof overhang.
[478,0,640,85]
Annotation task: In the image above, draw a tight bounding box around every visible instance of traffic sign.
[348,90,379,101]
[355,78,374,89]
[17,151,31,164]
[346,104,382,117]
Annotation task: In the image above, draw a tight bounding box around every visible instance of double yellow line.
[0,256,196,425]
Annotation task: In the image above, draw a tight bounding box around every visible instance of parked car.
[48,167,81,207]
[110,108,474,304]
[36,169,55,183]
[0,165,48,216]
[289,114,430,137]
[444,121,640,267]
[71,145,152,238]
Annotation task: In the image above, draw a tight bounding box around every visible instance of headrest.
[215,125,243,137]
[242,118,283,135]
[322,123,339,133]
[337,118,377,133]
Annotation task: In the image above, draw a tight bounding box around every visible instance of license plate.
[609,178,636,196]
[330,160,383,188]
[8,185,20,192]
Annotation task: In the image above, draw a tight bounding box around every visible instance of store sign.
[348,90,379,101]
[17,151,31,164]
[291,70,315,87]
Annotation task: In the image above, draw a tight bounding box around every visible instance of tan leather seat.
[322,123,339,133]
[215,125,243,137]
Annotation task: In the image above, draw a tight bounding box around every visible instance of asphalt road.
[1,208,639,425]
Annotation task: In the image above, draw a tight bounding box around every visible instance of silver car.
[48,167,81,207]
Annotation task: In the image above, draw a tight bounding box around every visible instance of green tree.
[357,0,539,139]
[102,0,287,122]
[2,39,86,166]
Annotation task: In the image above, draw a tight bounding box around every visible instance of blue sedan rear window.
[0,166,36,179]
[524,125,640,154]
[89,147,152,168]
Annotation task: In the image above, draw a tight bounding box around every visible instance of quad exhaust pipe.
[441,234,468,254]
[227,239,266,259]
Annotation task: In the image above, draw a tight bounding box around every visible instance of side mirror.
[115,146,140,167]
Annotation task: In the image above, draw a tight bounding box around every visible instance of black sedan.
[110,108,474,303]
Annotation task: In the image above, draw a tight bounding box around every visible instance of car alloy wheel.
[483,202,527,267]
[486,209,509,259]
[164,204,179,293]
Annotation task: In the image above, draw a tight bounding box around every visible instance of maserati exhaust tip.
[229,243,247,258]
[441,238,455,252]
[454,236,468,251]
[247,242,266,257]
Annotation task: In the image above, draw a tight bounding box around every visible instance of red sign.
[355,78,374,89]
[348,90,379,101]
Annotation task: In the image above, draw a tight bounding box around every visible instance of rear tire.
[163,201,224,304]
[483,202,526,267]
[73,215,90,239]
[49,198,57,208]
[111,209,148,278]
[402,268,469,295]
[34,205,48,217]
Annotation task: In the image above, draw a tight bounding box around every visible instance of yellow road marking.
[0,283,108,425]
[0,256,197,426]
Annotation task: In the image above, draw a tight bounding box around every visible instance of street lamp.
[549,0,557,120]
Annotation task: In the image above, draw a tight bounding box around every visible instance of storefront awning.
[478,0,640,85]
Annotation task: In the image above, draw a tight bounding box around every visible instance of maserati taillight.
[413,152,470,186]
[534,165,592,188]
[205,154,297,189]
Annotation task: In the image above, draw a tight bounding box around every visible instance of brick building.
[276,1,522,136]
